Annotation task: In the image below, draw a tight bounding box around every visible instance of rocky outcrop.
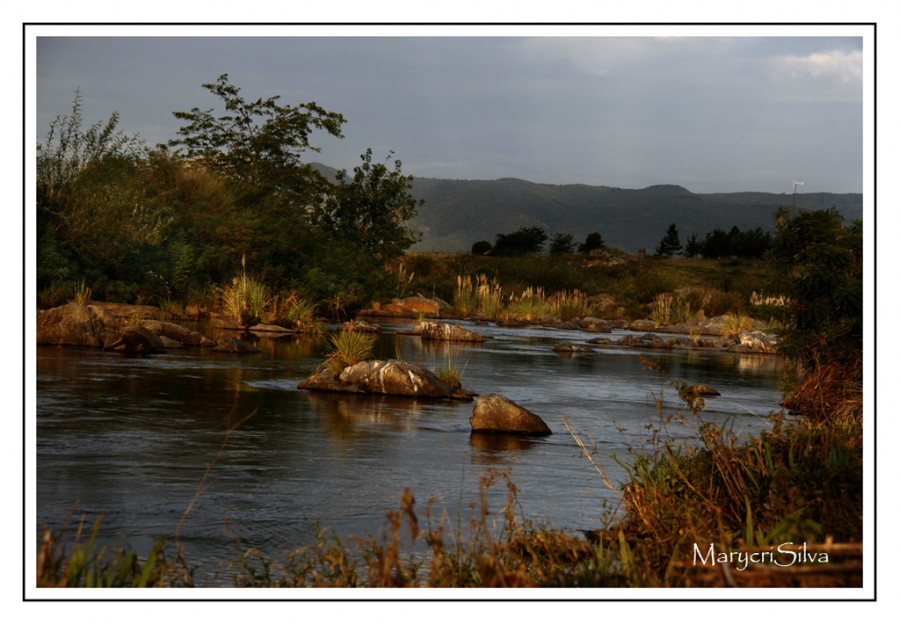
[469,394,552,435]
[299,359,473,399]
[37,303,124,347]
[36,302,219,350]
[103,326,166,354]
[415,321,485,343]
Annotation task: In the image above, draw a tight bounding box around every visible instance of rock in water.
[470,394,552,435]
[415,321,485,343]
[687,384,721,397]
[299,359,473,399]
[103,326,166,354]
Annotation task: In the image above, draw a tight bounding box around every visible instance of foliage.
[492,226,548,256]
[765,208,862,371]
[221,265,270,327]
[578,231,606,253]
[36,90,169,293]
[654,223,682,257]
[548,232,576,255]
[313,149,422,266]
[170,73,344,198]
[470,240,492,255]
[699,226,771,259]
[37,516,186,588]
[324,330,376,376]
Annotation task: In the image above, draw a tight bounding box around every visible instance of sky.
[30,25,868,195]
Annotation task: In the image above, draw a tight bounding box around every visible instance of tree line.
[37,75,422,314]
[471,222,772,259]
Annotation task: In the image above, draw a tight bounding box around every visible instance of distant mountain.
[310,164,863,253]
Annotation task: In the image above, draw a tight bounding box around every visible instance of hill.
[311,165,862,253]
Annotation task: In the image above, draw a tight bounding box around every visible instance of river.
[35,320,790,584]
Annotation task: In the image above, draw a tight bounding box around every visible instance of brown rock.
[141,320,215,346]
[470,394,552,435]
[36,303,123,347]
[380,296,442,317]
[103,326,166,354]
[688,384,721,397]
[416,321,485,343]
[299,359,473,399]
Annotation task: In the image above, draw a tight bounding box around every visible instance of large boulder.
[415,321,485,343]
[36,303,123,347]
[103,326,166,354]
[299,359,473,399]
[469,394,552,435]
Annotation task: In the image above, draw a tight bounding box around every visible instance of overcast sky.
[33,27,866,194]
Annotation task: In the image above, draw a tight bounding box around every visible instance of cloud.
[769,49,862,101]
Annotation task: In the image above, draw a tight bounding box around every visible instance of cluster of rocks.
[298,358,553,436]
[36,302,254,354]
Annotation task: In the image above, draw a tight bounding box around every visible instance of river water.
[35,320,790,583]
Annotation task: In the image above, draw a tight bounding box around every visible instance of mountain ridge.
[310,164,862,253]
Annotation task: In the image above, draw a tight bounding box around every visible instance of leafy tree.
[36,90,167,293]
[314,149,422,265]
[492,226,548,256]
[471,240,492,255]
[766,208,862,370]
[170,73,345,200]
[655,223,682,257]
[578,232,606,253]
[548,232,575,255]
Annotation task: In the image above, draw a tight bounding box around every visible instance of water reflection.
[469,432,540,465]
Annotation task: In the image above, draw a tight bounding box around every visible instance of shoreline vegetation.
[35,79,863,588]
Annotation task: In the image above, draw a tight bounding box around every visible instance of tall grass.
[323,330,376,376]
[221,272,269,327]
[548,289,594,321]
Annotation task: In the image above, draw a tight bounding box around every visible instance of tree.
[471,240,492,255]
[578,232,606,253]
[549,232,575,255]
[655,223,682,257]
[170,73,345,200]
[766,207,862,371]
[492,226,548,256]
[314,149,422,264]
[683,233,702,258]
[36,90,168,292]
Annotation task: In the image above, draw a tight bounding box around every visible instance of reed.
[324,330,376,376]
[221,273,269,327]
[548,289,594,321]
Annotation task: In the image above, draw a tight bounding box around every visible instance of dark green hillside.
[403,176,862,252]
